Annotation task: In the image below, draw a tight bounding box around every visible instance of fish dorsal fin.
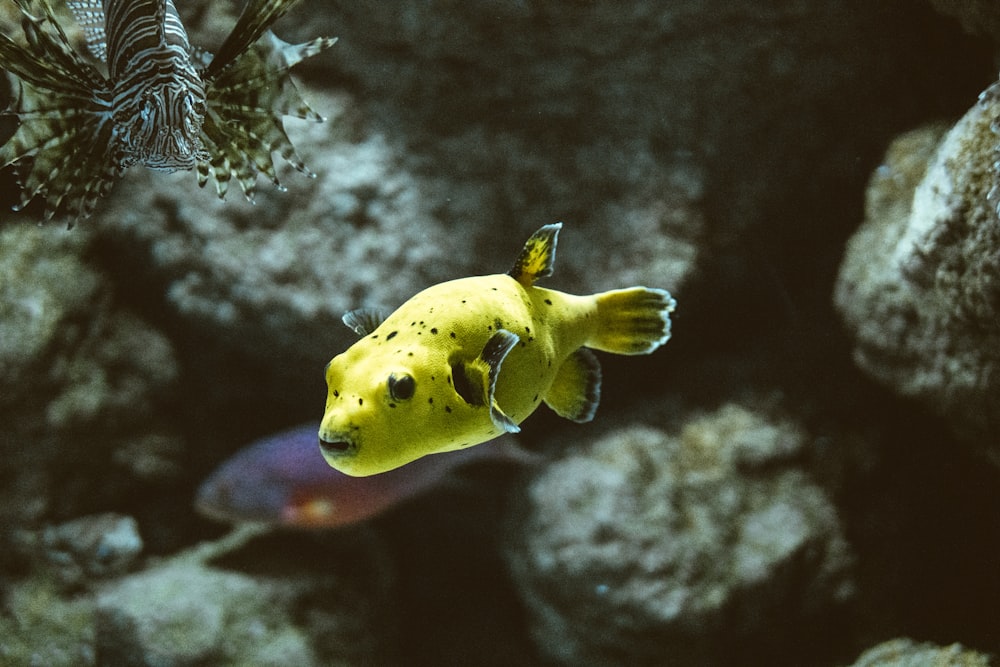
[206,0,305,77]
[342,307,390,337]
[451,330,521,433]
[544,348,602,423]
[508,223,562,288]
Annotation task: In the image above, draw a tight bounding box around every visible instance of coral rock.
[834,84,1000,455]
[848,637,994,667]
[95,561,317,667]
[38,513,143,587]
[506,405,853,667]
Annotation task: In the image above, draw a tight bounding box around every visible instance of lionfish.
[0,0,336,226]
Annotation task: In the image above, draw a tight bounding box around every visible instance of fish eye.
[388,373,415,401]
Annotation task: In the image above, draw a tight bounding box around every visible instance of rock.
[834,82,1000,456]
[87,92,492,389]
[506,405,853,667]
[848,637,994,667]
[0,226,179,538]
[95,560,317,667]
[88,525,400,667]
[0,577,96,667]
[37,513,143,587]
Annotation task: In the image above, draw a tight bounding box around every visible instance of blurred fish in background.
[196,424,535,529]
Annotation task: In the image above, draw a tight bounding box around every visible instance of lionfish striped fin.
[65,0,108,63]
[199,29,336,201]
[206,0,305,77]
[1,0,105,90]
[0,0,119,225]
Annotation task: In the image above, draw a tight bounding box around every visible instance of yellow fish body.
[319,223,676,476]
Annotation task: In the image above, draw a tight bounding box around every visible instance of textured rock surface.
[0,528,397,667]
[88,95,494,380]
[507,405,853,666]
[834,85,1000,454]
[0,577,96,667]
[95,560,318,667]
[848,638,994,667]
[0,226,180,541]
[34,513,143,587]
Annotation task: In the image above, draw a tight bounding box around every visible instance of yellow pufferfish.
[319,223,676,476]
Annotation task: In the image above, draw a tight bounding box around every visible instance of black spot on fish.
[428,397,434,404]
[387,331,398,340]
[544,298,553,306]
[461,300,467,304]
[519,341,526,347]
[430,328,438,334]
[532,393,538,402]
[494,318,503,330]
[358,398,364,405]
[333,390,339,397]
[450,332,456,339]
[388,403,396,408]
[525,326,531,333]
[491,287,498,291]
[445,406,452,413]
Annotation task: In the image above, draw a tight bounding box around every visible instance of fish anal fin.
[451,330,521,433]
[508,223,562,288]
[342,307,391,337]
[544,348,602,423]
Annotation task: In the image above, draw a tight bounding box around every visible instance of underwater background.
[1,0,999,665]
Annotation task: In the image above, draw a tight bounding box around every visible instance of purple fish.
[195,424,533,528]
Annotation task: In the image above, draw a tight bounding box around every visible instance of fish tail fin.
[590,287,676,355]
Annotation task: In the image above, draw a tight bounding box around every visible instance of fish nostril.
[318,438,351,455]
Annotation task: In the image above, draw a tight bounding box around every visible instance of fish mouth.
[318,434,357,460]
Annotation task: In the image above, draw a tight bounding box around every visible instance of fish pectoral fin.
[490,398,521,433]
[342,307,391,337]
[544,348,602,423]
[451,330,521,432]
[507,223,562,287]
